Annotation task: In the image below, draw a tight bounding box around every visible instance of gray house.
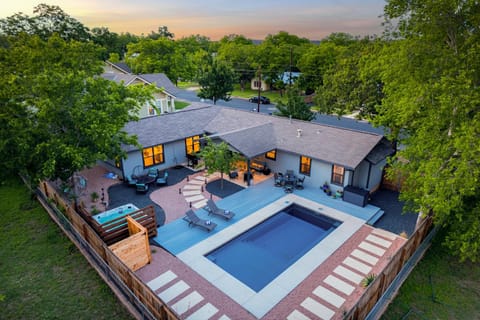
[108,105,393,194]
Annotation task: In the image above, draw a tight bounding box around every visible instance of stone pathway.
[287,228,398,320]
[147,270,231,320]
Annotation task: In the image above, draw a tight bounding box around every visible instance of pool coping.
[177,193,365,318]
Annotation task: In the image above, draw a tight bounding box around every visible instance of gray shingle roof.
[138,73,180,96]
[124,106,386,169]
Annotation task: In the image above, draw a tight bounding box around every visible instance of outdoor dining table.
[136,175,156,185]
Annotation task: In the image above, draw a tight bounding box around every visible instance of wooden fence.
[343,215,433,319]
[39,180,434,320]
[39,181,178,320]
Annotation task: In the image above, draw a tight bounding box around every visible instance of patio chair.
[204,199,235,220]
[136,183,149,193]
[126,175,137,187]
[156,171,168,186]
[147,168,158,179]
[295,176,305,190]
[183,209,217,232]
[274,172,284,187]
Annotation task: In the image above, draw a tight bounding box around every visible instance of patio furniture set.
[183,199,236,232]
[127,169,169,193]
[274,170,305,193]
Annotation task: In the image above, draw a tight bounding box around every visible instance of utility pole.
[257,66,261,112]
[289,46,293,86]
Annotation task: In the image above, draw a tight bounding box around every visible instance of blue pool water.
[93,203,139,225]
[205,204,341,292]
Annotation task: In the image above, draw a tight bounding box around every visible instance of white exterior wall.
[353,160,369,189]
[122,140,188,178]
[368,159,386,192]
[264,150,346,192]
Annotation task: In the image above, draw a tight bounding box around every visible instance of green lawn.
[231,84,286,104]
[0,178,133,320]
[175,100,190,110]
[382,230,480,319]
[176,81,198,89]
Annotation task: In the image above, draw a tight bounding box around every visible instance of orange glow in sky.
[0,1,386,40]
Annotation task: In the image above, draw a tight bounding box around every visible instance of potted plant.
[90,191,99,203]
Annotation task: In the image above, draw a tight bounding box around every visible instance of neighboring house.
[250,72,301,91]
[250,77,270,91]
[107,105,393,195]
[102,61,178,117]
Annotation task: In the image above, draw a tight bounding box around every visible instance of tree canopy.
[275,84,315,121]
[0,34,153,182]
[375,0,480,261]
[199,136,239,189]
[197,61,236,104]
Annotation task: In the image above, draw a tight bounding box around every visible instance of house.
[102,61,178,117]
[106,105,393,195]
[250,77,270,91]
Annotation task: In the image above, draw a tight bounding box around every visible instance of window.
[265,149,276,160]
[299,156,311,176]
[143,144,164,167]
[148,106,156,115]
[331,164,345,185]
[253,80,261,88]
[185,135,200,155]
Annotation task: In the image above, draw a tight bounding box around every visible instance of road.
[175,88,278,114]
[175,88,383,134]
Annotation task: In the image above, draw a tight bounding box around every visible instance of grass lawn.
[175,100,190,110]
[231,84,286,104]
[176,81,198,89]
[0,178,133,320]
[382,230,480,319]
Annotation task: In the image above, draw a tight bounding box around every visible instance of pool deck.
[133,172,407,319]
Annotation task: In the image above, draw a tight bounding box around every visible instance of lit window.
[299,156,311,176]
[185,135,200,155]
[331,165,345,185]
[265,149,276,160]
[142,144,164,167]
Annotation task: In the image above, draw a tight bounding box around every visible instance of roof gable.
[124,106,386,169]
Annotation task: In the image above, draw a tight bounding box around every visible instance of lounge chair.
[183,209,217,232]
[156,171,168,186]
[204,199,235,220]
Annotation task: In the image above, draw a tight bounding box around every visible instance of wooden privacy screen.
[108,216,152,271]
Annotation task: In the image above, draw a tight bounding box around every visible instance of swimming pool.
[178,194,365,318]
[206,204,340,292]
[93,203,139,225]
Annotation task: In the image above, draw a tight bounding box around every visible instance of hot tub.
[93,203,139,225]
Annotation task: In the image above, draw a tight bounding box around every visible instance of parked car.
[249,96,270,104]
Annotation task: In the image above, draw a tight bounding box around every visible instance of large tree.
[0,4,90,41]
[0,34,153,182]
[200,136,239,190]
[275,84,315,121]
[197,61,236,104]
[376,0,480,261]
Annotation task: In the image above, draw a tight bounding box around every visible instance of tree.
[217,38,256,90]
[197,61,236,104]
[0,4,90,41]
[0,34,154,183]
[200,136,239,190]
[313,38,384,119]
[147,26,174,40]
[376,0,480,261]
[274,84,315,121]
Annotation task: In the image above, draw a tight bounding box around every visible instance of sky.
[0,1,387,40]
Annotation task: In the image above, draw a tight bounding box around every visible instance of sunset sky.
[1,1,387,40]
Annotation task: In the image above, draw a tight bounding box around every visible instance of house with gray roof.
[102,61,177,116]
[109,105,393,197]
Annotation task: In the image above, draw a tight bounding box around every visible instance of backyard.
[0,178,132,320]
[382,229,480,319]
